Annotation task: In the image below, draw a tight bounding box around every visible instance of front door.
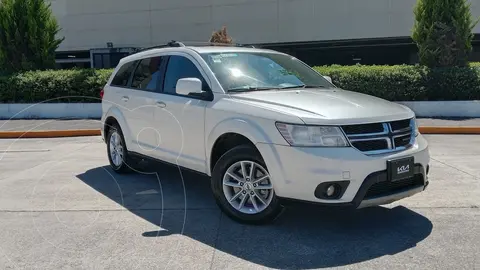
[151,54,211,173]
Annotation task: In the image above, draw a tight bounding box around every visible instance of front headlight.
[413,118,420,137]
[276,123,349,147]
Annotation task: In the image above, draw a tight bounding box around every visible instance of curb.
[0,129,101,139]
[0,127,479,139]
[418,126,480,134]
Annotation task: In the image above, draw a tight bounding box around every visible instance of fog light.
[326,185,336,197]
[314,181,350,200]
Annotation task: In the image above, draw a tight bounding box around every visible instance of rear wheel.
[107,124,132,173]
[211,145,282,224]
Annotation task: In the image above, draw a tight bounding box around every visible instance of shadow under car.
[76,163,432,269]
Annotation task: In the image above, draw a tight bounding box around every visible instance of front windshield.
[201,52,334,92]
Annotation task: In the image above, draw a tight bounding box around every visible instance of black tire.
[106,124,133,174]
[211,145,283,224]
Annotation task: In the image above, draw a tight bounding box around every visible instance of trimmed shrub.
[315,64,480,101]
[0,69,113,103]
[315,65,427,101]
[0,64,479,103]
[423,66,480,100]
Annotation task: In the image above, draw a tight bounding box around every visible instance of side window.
[163,55,208,95]
[131,56,163,91]
[111,61,136,87]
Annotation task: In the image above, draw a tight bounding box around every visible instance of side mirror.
[323,76,333,84]
[176,78,203,96]
[175,78,213,101]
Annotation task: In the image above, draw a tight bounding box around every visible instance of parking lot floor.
[0,135,478,269]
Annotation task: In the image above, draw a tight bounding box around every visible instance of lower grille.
[394,134,411,148]
[352,139,388,152]
[390,119,411,132]
[342,123,384,135]
[365,175,424,199]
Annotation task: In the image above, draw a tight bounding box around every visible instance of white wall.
[399,101,480,118]
[0,104,102,119]
[48,0,480,51]
[2,101,480,119]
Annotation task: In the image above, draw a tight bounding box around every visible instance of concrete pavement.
[0,136,478,269]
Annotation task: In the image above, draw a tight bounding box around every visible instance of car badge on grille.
[397,165,410,174]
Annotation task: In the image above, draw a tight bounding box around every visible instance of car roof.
[188,46,278,54]
[119,46,282,65]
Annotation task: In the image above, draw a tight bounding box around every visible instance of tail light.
[100,88,104,99]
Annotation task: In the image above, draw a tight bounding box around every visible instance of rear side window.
[163,55,208,94]
[111,61,136,87]
[131,57,164,91]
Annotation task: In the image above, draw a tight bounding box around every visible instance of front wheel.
[211,145,282,224]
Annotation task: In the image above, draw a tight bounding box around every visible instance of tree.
[209,26,233,44]
[412,0,478,67]
[0,0,64,73]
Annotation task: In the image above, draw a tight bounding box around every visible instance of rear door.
[125,56,166,154]
[108,61,137,108]
[105,60,138,148]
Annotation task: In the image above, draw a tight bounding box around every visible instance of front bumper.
[358,185,426,209]
[256,134,430,208]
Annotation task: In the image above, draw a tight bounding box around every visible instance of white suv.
[101,42,430,224]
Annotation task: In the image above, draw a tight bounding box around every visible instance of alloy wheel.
[109,131,124,167]
[222,161,274,214]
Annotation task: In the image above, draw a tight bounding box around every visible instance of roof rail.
[134,40,185,53]
[175,41,255,48]
[133,40,255,54]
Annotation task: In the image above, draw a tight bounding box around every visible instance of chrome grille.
[351,138,389,152]
[342,123,384,135]
[342,119,415,155]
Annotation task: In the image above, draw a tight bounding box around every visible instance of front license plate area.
[388,157,414,182]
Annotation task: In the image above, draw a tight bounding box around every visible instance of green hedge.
[314,64,480,101]
[0,69,113,103]
[0,64,479,103]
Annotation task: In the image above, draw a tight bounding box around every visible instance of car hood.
[230,89,414,125]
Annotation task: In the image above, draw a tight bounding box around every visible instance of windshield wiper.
[278,84,327,89]
[227,85,329,92]
[227,86,280,93]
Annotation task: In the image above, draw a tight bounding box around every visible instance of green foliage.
[0,0,64,73]
[315,65,427,101]
[412,0,478,67]
[0,69,113,103]
[0,65,479,103]
[470,62,480,68]
[315,64,480,101]
[423,66,480,100]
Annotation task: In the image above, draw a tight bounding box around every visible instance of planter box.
[0,101,479,119]
[0,103,101,119]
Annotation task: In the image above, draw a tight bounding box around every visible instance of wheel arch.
[207,118,271,175]
[103,107,132,149]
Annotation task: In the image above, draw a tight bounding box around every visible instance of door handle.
[156,101,166,108]
[122,96,129,102]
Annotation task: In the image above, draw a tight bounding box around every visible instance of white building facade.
[48,0,480,67]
